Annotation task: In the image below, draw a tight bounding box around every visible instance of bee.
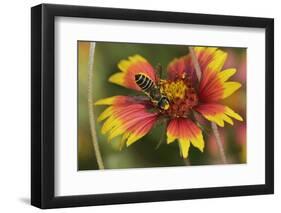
[135,73,170,110]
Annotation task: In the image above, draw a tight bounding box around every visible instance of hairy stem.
[184,159,191,166]
[189,47,202,81]
[88,42,105,169]
[211,122,227,163]
[188,47,227,164]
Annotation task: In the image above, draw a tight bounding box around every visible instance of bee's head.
[158,97,170,110]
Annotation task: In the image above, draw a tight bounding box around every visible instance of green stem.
[211,122,227,163]
[88,42,105,169]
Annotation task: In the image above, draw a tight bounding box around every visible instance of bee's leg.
[132,95,150,102]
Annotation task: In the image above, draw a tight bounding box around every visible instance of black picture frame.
[31,3,274,209]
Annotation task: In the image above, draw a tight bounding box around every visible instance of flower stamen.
[160,79,198,118]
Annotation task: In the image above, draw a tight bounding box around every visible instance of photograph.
[78,41,247,170]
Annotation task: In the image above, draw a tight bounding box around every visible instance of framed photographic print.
[31,3,274,209]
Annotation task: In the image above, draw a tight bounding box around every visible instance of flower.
[95,47,243,158]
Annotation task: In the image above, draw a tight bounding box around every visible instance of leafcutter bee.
[135,73,170,110]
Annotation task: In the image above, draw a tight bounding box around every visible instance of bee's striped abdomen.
[135,73,154,92]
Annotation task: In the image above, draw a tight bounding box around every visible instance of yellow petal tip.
[108,73,125,86]
[94,97,116,105]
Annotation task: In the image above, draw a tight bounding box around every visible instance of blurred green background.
[78,41,246,170]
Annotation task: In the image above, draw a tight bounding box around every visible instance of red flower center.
[160,78,198,118]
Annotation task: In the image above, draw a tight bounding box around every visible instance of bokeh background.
[78,41,246,170]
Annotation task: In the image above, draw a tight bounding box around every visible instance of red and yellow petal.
[95,96,158,148]
[167,47,225,81]
[218,68,242,98]
[167,118,204,158]
[167,55,194,81]
[108,55,156,91]
[193,47,227,72]
[195,104,243,127]
[196,48,242,102]
[199,68,241,102]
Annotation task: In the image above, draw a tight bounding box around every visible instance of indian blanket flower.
[95,47,243,158]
